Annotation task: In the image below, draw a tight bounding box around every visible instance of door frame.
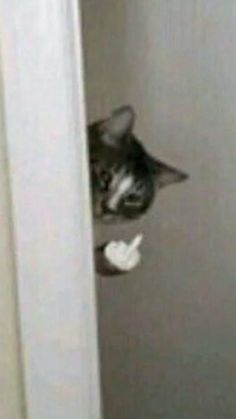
[0,1,102,418]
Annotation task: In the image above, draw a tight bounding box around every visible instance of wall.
[0,72,24,418]
[81,0,127,120]
[82,1,236,418]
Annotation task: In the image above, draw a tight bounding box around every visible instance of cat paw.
[95,235,143,276]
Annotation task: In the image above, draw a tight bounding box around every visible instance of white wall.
[0,73,24,419]
[82,1,236,418]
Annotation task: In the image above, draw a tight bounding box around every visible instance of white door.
[0,1,102,418]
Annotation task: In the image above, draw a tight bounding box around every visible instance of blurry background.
[81,1,236,418]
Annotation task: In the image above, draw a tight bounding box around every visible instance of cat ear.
[99,105,135,147]
[153,159,189,188]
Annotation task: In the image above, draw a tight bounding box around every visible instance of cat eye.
[124,193,141,206]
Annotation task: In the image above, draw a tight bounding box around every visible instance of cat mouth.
[93,205,115,222]
[95,213,138,225]
[95,213,121,224]
[93,206,129,224]
[93,198,144,223]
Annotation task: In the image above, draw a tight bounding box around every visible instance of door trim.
[0,1,102,418]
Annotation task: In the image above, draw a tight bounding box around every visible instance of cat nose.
[102,201,117,215]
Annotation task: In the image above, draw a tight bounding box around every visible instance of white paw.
[104,234,143,272]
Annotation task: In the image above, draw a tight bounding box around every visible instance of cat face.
[88,106,188,223]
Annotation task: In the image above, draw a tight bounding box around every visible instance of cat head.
[89,106,188,223]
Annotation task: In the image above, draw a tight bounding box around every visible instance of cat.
[88,105,188,224]
[88,105,188,275]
